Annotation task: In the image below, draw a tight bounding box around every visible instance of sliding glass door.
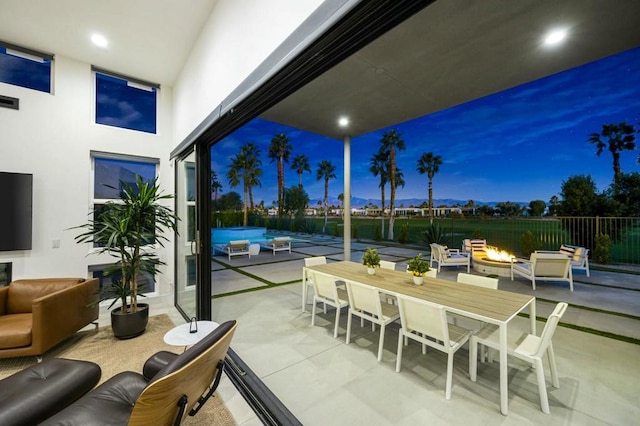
[175,148,197,319]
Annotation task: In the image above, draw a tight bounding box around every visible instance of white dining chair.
[396,294,472,400]
[379,260,396,270]
[345,280,400,361]
[309,270,349,338]
[303,256,327,309]
[469,302,568,414]
[456,272,498,289]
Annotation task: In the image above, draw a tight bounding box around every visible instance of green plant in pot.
[407,253,430,285]
[362,247,381,275]
[74,176,178,339]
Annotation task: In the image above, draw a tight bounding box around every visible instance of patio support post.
[343,136,351,261]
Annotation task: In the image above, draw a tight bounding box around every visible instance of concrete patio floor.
[208,232,640,425]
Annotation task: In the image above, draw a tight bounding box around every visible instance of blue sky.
[211,46,640,205]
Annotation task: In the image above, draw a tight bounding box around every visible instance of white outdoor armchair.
[536,244,590,277]
[511,252,574,291]
[429,243,470,273]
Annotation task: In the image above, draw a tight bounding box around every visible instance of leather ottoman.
[0,358,101,426]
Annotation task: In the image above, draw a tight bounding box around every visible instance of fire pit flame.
[484,246,516,263]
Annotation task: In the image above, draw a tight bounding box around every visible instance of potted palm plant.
[407,253,430,285]
[74,176,178,339]
[362,247,381,275]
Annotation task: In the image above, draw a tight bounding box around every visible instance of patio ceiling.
[259,0,640,139]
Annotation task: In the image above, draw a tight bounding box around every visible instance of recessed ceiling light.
[543,29,568,46]
[91,34,109,48]
[338,117,349,127]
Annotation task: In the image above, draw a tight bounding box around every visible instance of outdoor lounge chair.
[224,240,250,261]
[511,252,573,291]
[430,243,470,273]
[536,244,590,277]
[262,236,291,255]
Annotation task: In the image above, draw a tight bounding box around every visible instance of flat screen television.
[0,172,33,251]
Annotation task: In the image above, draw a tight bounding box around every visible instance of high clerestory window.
[0,41,53,93]
[93,67,159,134]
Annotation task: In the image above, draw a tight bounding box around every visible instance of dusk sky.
[211,46,640,206]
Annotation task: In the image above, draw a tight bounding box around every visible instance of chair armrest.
[0,286,8,315]
[447,248,461,254]
[31,279,99,354]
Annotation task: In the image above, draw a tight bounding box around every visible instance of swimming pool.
[211,227,267,245]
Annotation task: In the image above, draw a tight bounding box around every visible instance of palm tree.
[370,149,387,238]
[291,153,311,188]
[268,133,292,217]
[416,152,443,222]
[380,129,405,240]
[316,160,336,234]
[243,143,262,209]
[210,170,223,201]
[588,122,636,182]
[227,142,262,226]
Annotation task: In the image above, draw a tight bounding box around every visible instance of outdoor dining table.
[303,260,536,415]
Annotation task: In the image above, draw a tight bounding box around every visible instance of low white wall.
[0,54,175,297]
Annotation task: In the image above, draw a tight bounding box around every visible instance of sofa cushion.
[7,279,84,314]
[0,313,32,349]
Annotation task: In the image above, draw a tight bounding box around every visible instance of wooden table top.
[306,261,534,324]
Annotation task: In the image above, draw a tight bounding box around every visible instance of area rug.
[0,314,237,425]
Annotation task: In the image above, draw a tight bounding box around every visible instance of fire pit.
[472,246,516,277]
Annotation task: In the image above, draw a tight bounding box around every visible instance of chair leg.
[396,330,404,372]
[377,323,385,362]
[534,358,550,414]
[469,336,478,382]
[445,352,454,400]
[334,306,341,338]
[547,343,560,388]
[311,298,317,326]
[346,310,352,343]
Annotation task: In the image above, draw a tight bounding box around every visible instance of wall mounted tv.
[0,172,33,251]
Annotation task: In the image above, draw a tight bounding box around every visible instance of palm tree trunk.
[380,187,385,238]
[388,147,396,240]
[323,178,329,233]
[278,156,284,216]
[243,183,249,226]
[428,177,434,224]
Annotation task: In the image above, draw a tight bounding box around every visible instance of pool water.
[211,227,267,245]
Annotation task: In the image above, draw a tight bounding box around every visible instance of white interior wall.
[0,54,176,297]
[173,0,324,144]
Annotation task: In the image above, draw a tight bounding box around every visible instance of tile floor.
[101,235,640,425]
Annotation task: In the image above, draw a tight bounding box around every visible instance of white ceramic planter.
[412,275,424,285]
[367,267,376,275]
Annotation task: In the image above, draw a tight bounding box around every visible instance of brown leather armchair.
[0,278,99,359]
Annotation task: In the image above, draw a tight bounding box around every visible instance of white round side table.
[163,320,220,348]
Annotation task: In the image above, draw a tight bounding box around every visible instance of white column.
[343,136,351,261]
